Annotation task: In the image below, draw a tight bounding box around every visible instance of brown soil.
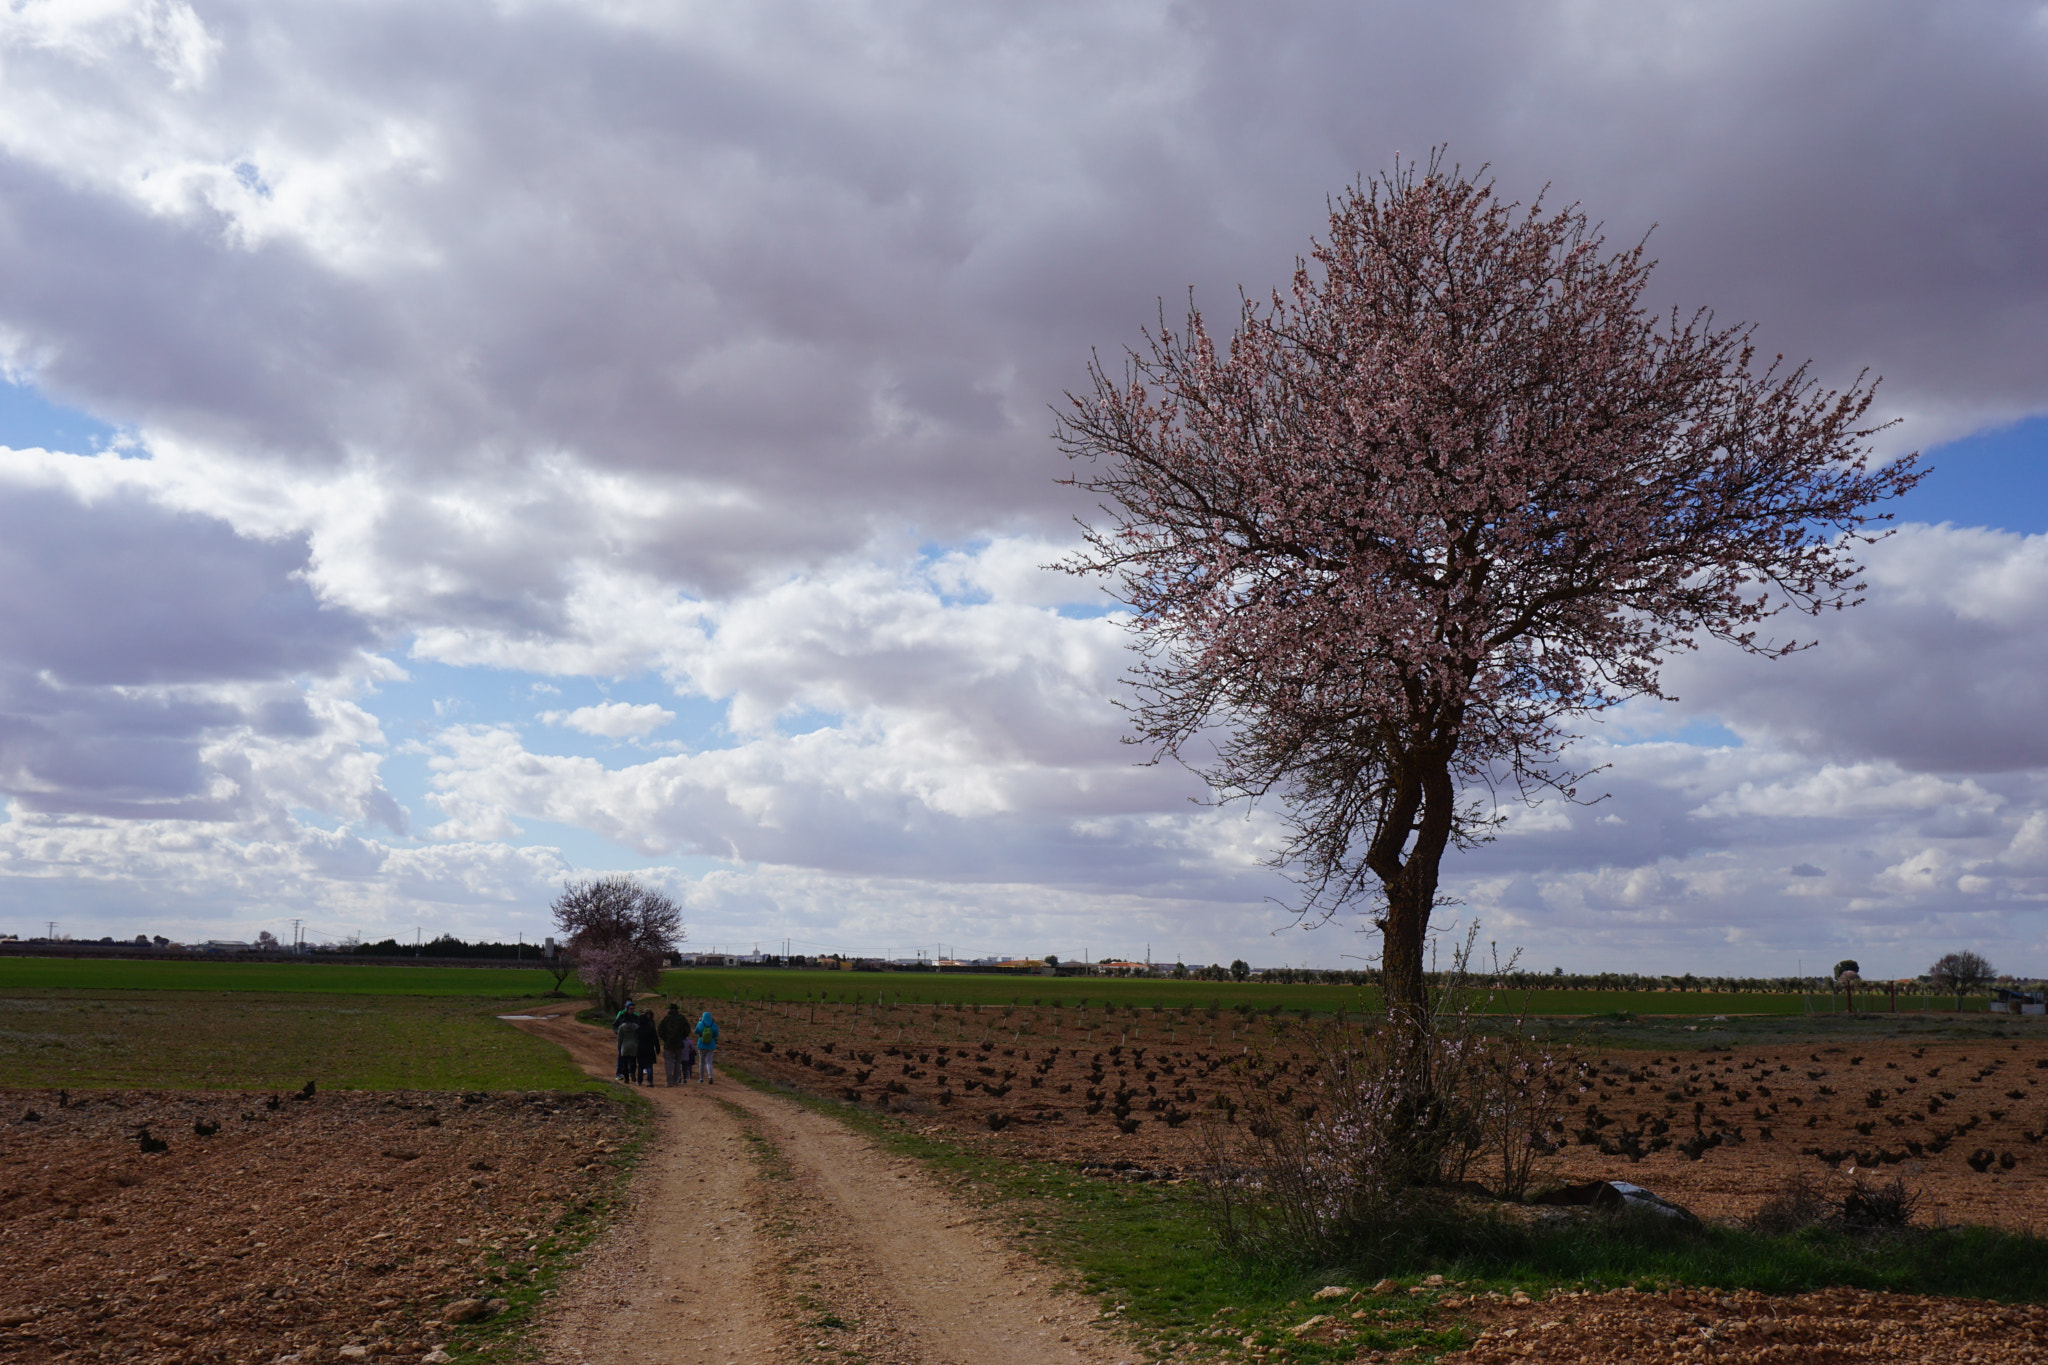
[512,1009,1135,1365]
[718,1001,2048,1231]
[690,999,2048,1363]
[17,996,2047,1365]
[0,1077,630,1364]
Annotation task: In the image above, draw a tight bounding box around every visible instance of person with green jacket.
[694,1011,720,1084]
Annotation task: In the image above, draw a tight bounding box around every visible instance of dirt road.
[507,1007,1131,1365]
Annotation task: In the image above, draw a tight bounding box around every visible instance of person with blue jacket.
[694,1010,720,1084]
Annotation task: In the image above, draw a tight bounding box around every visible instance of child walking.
[694,1010,720,1084]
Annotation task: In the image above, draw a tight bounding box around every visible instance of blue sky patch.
[0,379,122,454]
[1901,416,2048,535]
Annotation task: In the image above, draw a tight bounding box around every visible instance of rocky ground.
[0,1085,631,1365]
[1263,1282,2048,1364]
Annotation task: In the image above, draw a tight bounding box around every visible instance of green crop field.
[658,966,1990,1018]
[0,958,595,1090]
[0,956,571,996]
[0,989,593,1091]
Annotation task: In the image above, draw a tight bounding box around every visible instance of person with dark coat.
[657,1003,691,1086]
[635,1008,659,1085]
[614,1006,640,1083]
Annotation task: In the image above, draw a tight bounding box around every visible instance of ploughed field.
[716,997,2048,1230]
[0,1087,631,1365]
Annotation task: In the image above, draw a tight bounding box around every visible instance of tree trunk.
[1374,759,1457,1038]
[1380,884,1429,1026]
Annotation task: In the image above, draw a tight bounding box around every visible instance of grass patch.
[0,989,599,1091]
[0,957,576,995]
[1358,1204,2048,1304]
[3,957,1996,1020]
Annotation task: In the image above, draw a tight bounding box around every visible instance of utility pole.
[415,927,422,957]
[46,921,56,942]
[290,919,303,954]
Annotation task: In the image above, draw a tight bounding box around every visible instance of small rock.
[483,1298,509,1316]
[1424,1273,1446,1287]
[1311,1285,1348,1301]
[422,1353,453,1365]
[382,1148,420,1163]
[441,1298,490,1324]
[1369,1278,1398,1294]
[0,1310,38,1329]
[338,1347,369,1360]
[1290,1315,1328,1334]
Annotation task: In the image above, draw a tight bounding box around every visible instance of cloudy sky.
[0,0,2044,977]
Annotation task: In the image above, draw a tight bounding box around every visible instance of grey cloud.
[1,2,2046,965]
[1664,526,2048,773]
[1790,862,1826,877]
[10,2,2039,623]
[0,476,382,819]
[0,482,373,686]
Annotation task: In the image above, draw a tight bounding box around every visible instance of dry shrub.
[1748,1171,1921,1235]
[1841,1175,1921,1230]
[1200,930,1572,1261]
[1749,1171,1836,1235]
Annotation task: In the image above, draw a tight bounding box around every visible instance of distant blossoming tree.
[1834,958,1862,1012]
[550,875,684,1015]
[1060,155,1919,1030]
[1930,950,1994,1011]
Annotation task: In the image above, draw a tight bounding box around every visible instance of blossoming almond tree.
[1059,156,1919,1032]
[551,875,684,1015]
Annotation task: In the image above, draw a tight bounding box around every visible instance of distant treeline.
[340,935,550,961]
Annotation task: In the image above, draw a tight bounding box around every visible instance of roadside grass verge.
[724,1061,2048,1363]
[434,1088,656,1365]
[1340,1204,2048,1303]
[0,989,599,1091]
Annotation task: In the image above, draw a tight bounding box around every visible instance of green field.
[0,956,571,996]
[0,957,1997,1017]
[658,966,1991,1018]
[0,988,594,1091]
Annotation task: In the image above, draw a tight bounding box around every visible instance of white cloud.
[542,701,676,739]
[0,3,2045,975]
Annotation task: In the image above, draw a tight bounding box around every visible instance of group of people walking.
[613,1000,719,1086]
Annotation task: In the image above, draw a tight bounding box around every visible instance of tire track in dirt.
[508,1006,1130,1365]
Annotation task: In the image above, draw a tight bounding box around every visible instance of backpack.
[616,1020,639,1056]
